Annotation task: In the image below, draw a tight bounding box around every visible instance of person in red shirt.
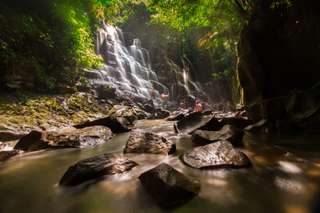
[194,100,203,112]
[160,93,169,102]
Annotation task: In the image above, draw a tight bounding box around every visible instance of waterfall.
[88,22,168,104]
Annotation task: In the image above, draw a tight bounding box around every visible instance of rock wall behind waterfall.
[120,5,235,106]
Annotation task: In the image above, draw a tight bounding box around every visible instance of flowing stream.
[0,119,320,213]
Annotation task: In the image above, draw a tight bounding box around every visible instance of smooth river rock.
[166,109,191,121]
[74,105,147,133]
[139,163,200,209]
[174,112,221,134]
[74,116,130,133]
[182,141,251,169]
[0,130,26,142]
[60,154,138,186]
[124,131,176,155]
[14,126,113,151]
[0,150,19,162]
[192,124,244,146]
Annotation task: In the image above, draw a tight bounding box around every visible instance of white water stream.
[86,22,169,104]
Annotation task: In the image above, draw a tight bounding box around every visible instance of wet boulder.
[74,116,130,133]
[174,112,221,134]
[0,150,19,162]
[74,105,147,133]
[109,105,147,121]
[59,154,138,186]
[192,125,244,146]
[124,131,176,155]
[139,163,200,209]
[143,103,155,114]
[0,130,26,142]
[166,109,191,121]
[166,112,185,121]
[14,126,113,151]
[153,108,170,119]
[14,130,48,151]
[0,140,20,161]
[182,141,251,169]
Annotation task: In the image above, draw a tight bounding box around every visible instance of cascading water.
[166,57,207,104]
[88,22,168,104]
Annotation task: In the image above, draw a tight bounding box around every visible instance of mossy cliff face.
[237,0,320,126]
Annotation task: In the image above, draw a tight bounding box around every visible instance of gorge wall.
[238,0,320,128]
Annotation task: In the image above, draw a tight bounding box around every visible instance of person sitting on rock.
[160,93,169,102]
[194,100,203,113]
[160,92,169,108]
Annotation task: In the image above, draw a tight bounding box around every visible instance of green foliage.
[212,70,232,80]
[145,0,242,49]
[270,0,293,9]
[104,0,138,24]
[0,0,104,92]
[55,1,103,68]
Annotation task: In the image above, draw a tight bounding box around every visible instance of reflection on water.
[0,129,320,213]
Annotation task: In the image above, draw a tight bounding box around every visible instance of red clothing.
[160,93,169,102]
[194,102,203,112]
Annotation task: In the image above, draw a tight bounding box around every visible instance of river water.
[0,120,319,213]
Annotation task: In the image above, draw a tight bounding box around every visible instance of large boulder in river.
[139,163,200,209]
[192,125,244,146]
[60,154,138,186]
[182,141,251,169]
[124,131,176,155]
[14,126,112,151]
[74,116,130,133]
[14,130,48,151]
[74,105,147,133]
[174,112,221,134]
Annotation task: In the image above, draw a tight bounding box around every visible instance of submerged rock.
[139,163,200,209]
[124,131,176,155]
[192,125,244,146]
[182,141,251,169]
[74,105,147,133]
[59,154,138,186]
[174,112,220,134]
[0,150,19,162]
[14,126,113,151]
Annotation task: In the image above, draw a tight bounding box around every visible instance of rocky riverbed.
[0,92,320,212]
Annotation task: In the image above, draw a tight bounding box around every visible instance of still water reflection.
[0,129,320,213]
